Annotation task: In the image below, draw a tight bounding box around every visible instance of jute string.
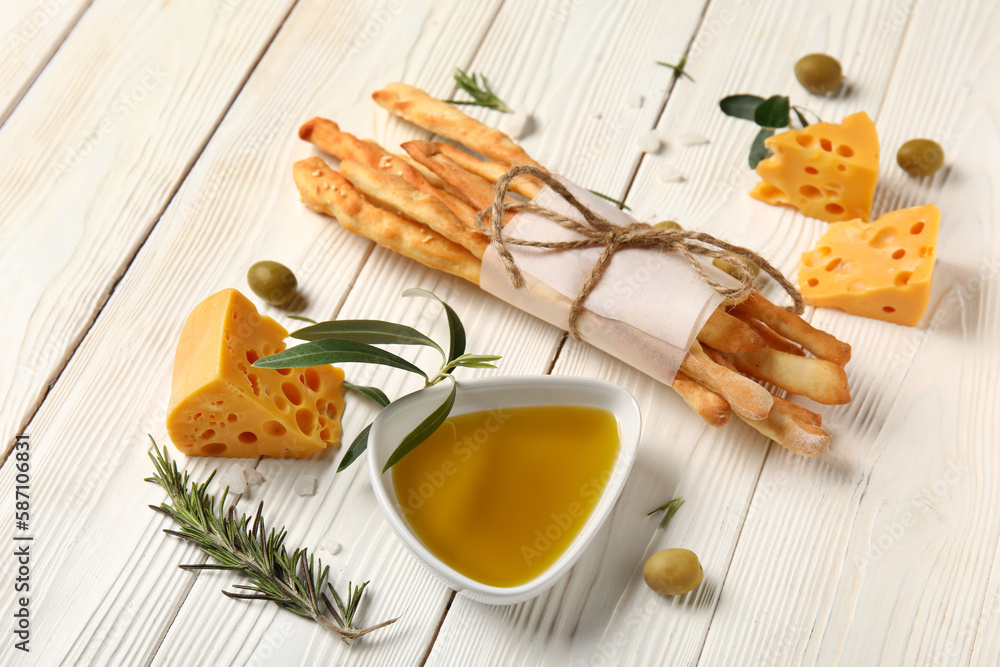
[477,165,804,340]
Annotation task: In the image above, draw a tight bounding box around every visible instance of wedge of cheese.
[167,288,345,458]
[798,205,940,326]
[751,111,879,223]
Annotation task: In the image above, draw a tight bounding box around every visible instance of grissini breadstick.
[338,159,489,259]
[434,142,543,199]
[299,117,480,228]
[737,396,830,456]
[697,308,767,353]
[703,347,829,455]
[730,309,806,357]
[372,82,543,168]
[672,371,732,427]
[679,340,773,421]
[723,347,851,405]
[401,140,499,212]
[393,152,449,188]
[299,118,388,166]
[730,292,851,366]
[293,157,480,284]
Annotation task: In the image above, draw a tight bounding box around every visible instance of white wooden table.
[2,0,999,664]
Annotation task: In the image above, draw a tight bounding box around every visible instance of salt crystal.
[627,93,644,109]
[678,131,710,147]
[324,537,342,555]
[499,111,531,139]
[220,464,247,495]
[294,475,317,497]
[637,131,662,154]
[657,163,685,183]
[244,469,265,487]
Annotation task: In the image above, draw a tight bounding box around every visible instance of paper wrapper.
[481,177,731,386]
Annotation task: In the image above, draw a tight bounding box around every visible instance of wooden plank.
[0,1,525,664]
[0,0,91,125]
[423,0,923,664]
[0,0,297,454]
[692,1,1000,665]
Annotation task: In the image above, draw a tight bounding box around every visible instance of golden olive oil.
[392,405,620,588]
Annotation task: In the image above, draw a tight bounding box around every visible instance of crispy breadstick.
[696,308,767,353]
[731,292,851,366]
[737,396,829,456]
[730,310,806,356]
[298,117,479,227]
[679,340,773,421]
[703,346,825,428]
[725,347,851,405]
[672,371,732,427]
[293,157,480,284]
[299,117,388,166]
[434,142,543,199]
[339,159,489,259]
[372,82,543,168]
[394,152,448,188]
[402,140,499,211]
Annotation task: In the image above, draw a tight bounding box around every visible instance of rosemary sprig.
[145,440,397,643]
[587,189,632,211]
[647,497,685,530]
[445,67,513,113]
[253,288,500,473]
[656,55,695,82]
[719,93,821,167]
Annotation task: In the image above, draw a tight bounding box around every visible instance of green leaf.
[792,106,809,128]
[402,288,466,362]
[291,319,443,357]
[452,354,502,363]
[749,128,775,168]
[587,189,632,211]
[342,381,391,407]
[287,315,318,324]
[753,95,790,129]
[449,354,502,370]
[337,423,372,472]
[253,339,427,379]
[647,497,685,530]
[719,94,766,121]
[382,380,457,472]
[656,56,694,82]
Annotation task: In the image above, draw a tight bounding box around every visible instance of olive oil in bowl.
[368,376,641,604]
[391,405,620,588]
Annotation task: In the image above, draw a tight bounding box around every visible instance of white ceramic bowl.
[367,375,641,605]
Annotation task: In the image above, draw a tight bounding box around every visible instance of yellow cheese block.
[750,111,879,223]
[798,205,940,326]
[167,288,345,458]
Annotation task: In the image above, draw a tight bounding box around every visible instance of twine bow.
[477,165,804,340]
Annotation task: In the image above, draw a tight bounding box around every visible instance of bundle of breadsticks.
[291,82,852,456]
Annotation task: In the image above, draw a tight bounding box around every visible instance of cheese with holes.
[167,288,345,458]
[798,205,940,326]
[750,111,879,223]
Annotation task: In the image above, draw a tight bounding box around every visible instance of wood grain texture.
[0,0,90,125]
[0,0,297,454]
[691,1,1000,666]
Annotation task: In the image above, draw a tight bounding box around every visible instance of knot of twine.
[477,165,804,340]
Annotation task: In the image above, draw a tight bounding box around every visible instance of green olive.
[896,138,945,177]
[794,54,844,95]
[247,261,298,306]
[713,255,760,281]
[643,548,703,596]
[653,220,682,231]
